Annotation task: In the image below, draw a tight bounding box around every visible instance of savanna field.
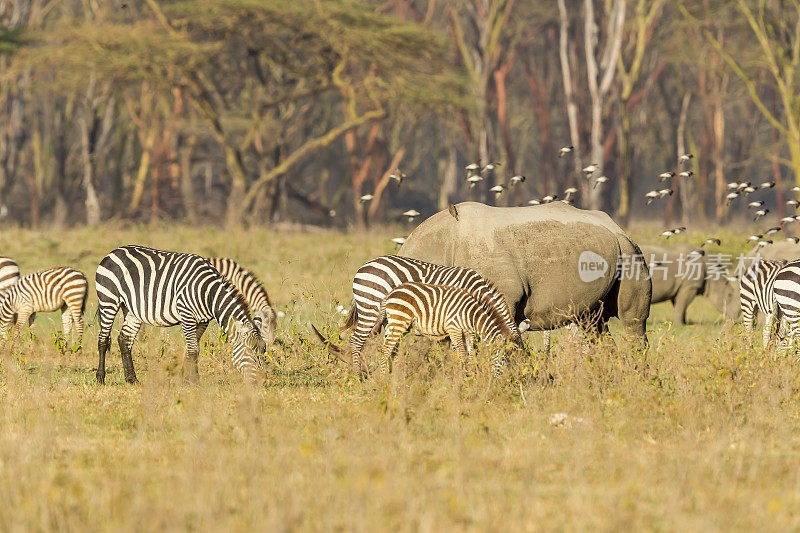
[1,223,800,531]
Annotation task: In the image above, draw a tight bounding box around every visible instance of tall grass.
[0,224,797,530]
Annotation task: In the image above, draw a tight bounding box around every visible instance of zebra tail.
[370,301,386,336]
[340,301,357,333]
[80,284,88,316]
[311,324,352,365]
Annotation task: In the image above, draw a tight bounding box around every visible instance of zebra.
[340,255,520,377]
[376,282,522,375]
[0,266,88,352]
[207,257,277,345]
[771,260,800,349]
[95,245,266,385]
[0,256,20,295]
[739,259,786,347]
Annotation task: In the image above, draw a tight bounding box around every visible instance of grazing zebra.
[772,260,800,349]
[0,256,19,295]
[0,266,88,352]
[376,282,522,375]
[207,257,277,345]
[342,255,520,377]
[95,245,266,384]
[739,259,786,347]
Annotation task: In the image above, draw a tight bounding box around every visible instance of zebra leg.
[118,313,142,384]
[742,302,755,333]
[763,312,775,349]
[96,303,120,385]
[195,320,209,343]
[464,332,476,367]
[60,305,72,354]
[72,302,84,355]
[12,308,32,350]
[380,324,403,375]
[350,320,372,380]
[181,320,201,382]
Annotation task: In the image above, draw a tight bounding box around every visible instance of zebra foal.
[739,259,786,347]
[0,266,88,352]
[95,245,266,384]
[0,256,20,295]
[207,257,277,345]
[376,282,522,375]
[339,255,520,377]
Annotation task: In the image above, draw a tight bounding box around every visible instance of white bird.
[791,186,800,192]
[490,184,505,198]
[760,181,775,189]
[593,175,609,189]
[658,188,674,197]
[482,162,502,174]
[466,175,483,188]
[748,201,764,209]
[743,186,757,194]
[391,237,406,247]
[727,182,739,190]
[678,170,694,178]
[659,171,675,181]
[726,192,739,205]
[360,194,374,203]
[748,234,763,242]
[754,209,769,221]
[787,237,800,244]
[701,238,721,247]
[661,230,675,239]
[737,182,752,191]
[787,199,798,208]
[509,175,526,185]
[542,195,558,203]
[528,199,541,205]
[765,226,782,235]
[781,216,796,224]
[563,187,578,199]
[582,164,599,174]
[465,162,480,174]
[402,209,420,222]
[673,226,687,234]
[389,169,407,187]
[757,240,773,247]
[645,191,659,205]
[679,153,694,163]
[558,146,574,158]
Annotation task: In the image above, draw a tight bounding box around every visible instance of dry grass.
[0,223,799,531]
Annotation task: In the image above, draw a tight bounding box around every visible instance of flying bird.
[748,201,764,209]
[528,199,541,205]
[402,209,420,222]
[765,226,782,235]
[752,208,768,220]
[558,146,574,158]
[509,175,526,186]
[389,169,407,187]
[737,182,752,191]
[490,184,505,199]
[757,240,773,247]
[727,182,739,190]
[659,171,675,181]
[679,153,694,164]
[787,200,799,208]
[391,237,406,248]
[448,203,459,220]
[678,170,694,178]
[542,195,558,203]
[661,230,676,239]
[465,161,480,174]
[726,192,739,205]
[360,194,374,203]
[582,164,600,175]
[760,181,776,189]
[743,186,757,194]
[791,186,800,192]
[701,238,721,247]
[674,226,687,233]
[658,189,674,197]
[645,191,660,205]
[781,216,796,224]
[563,187,578,200]
[482,162,502,174]
[593,176,609,189]
[748,234,763,242]
[466,175,483,188]
[788,237,800,244]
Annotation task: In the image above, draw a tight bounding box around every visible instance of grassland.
[0,223,799,531]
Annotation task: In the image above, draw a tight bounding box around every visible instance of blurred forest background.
[1,0,799,229]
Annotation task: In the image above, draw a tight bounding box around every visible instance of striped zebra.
[207,257,277,345]
[0,256,19,295]
[342,255,520,377]
[739,259,786,347]
[772,260,800,348]
[0,266,88,352]
[376,282,522,375]
[95,245,266,384]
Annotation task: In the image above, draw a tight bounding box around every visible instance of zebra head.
[230,319,268,381]
[252,308,277,345]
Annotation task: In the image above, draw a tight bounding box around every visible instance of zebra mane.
[471,278,516,335]
[210,266,254,322]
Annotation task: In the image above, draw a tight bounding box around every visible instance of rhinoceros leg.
[672,286,699,325]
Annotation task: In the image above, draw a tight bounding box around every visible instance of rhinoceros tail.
[340,301,357,333]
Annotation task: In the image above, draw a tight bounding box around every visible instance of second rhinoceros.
[640,244,740,324]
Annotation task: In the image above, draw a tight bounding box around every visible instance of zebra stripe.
[772,261,800,349]
[0,266,88,352]
[95,245,266,384]
[207,257,277,345]
[0,256,20,295]
[740,258,786,347]
[345,255,520,376]
[379,282,521,375]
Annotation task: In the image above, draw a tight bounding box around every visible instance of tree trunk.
[78,116,101,226]
[677,92,693,226]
